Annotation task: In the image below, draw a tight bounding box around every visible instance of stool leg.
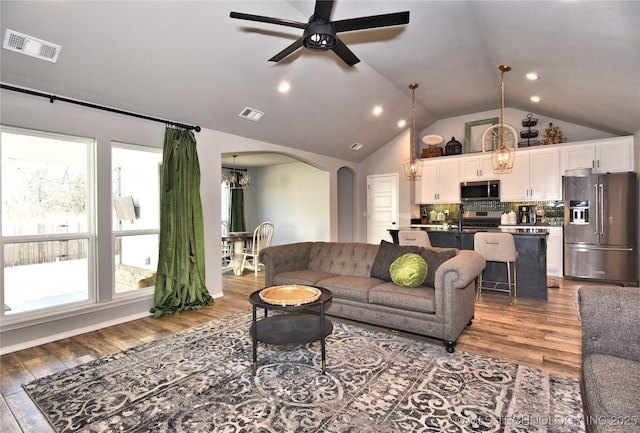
[506,261,513,305]
[513,260,517,299]
[476,271,483,300]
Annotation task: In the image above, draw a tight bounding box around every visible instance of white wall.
[421,108,616,151]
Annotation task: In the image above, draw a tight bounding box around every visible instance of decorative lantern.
[445,136,462,155]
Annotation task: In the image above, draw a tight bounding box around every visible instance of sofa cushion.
[272,270,336,287]
[418,247,457,288]
[390,253,427,287]
[582,353,640,432]
[370,240,419,281]
[369,282,436,313]
[308,242,380,277]
[316,275,384,302]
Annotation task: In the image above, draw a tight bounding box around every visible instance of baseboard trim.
[0,311,152,355]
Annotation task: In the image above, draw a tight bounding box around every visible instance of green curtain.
[229,187,246,232]
[151,127,213,318]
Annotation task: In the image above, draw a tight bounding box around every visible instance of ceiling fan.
[230,0,410,67]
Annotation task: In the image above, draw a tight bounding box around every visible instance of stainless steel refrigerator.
[563,172,638,285]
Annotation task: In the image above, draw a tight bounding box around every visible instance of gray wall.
[245,162,331,245]
[0,89,356,353]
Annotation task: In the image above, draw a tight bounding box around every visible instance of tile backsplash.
[420,200,564,222]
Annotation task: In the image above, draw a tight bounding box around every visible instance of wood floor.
[1,273,606,432]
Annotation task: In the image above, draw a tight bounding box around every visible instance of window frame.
[111,141,162,297]
[1,125,97,319]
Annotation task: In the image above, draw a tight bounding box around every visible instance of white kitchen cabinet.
[415,159,460,203]
[459,154,495,180]
[500,147,562,201]
[546,226,563,276]
[561,136,634,174]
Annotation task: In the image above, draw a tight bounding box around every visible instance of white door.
[367,173,398,244]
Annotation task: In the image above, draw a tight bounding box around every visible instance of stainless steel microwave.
[460,180,500,201]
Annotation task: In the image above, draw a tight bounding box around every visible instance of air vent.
[349,143,363,151]
[3,29,61,63]
[238,107,264,121]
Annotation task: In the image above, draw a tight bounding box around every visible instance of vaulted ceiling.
[1,1,638,164]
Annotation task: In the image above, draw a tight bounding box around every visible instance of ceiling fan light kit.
[230,0,409,67]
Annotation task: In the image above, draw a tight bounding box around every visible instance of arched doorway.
[337,166,356,242]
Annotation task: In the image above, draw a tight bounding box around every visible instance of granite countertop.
[404,226,550,235]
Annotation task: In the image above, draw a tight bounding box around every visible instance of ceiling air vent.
[238,107,264,121]
[349,143,363,151]
[2,29,61,63]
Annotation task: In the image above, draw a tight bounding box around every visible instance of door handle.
[599,183,604,235]
[593,183,599,235]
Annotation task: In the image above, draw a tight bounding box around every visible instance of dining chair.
[241,222,275,277]
[221,222,233,267]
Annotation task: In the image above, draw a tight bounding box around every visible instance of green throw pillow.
[389,253,428,288]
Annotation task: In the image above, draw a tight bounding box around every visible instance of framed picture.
[464,117,498,153]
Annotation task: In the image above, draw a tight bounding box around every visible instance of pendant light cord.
[499,65,511,148]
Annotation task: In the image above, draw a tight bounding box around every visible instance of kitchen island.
[389,227,548,300]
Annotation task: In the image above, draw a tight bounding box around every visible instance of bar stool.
[398,230,431,248]
[474,232,517,305]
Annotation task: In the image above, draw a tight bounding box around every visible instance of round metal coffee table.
[249,286,333,375]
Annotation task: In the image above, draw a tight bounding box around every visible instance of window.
[112,144,162,293]
[1,127,95,315]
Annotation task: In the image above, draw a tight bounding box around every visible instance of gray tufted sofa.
[260,242,486,352]
[578,286,640,433]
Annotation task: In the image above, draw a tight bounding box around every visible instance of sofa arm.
[579,285,640,363]
[435,250,486,290]
[260,242,313,287]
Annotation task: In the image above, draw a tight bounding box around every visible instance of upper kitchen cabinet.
[459,154,495,181]
[561,136,634,174]
[500,147,562,201]
[415,159,460,204]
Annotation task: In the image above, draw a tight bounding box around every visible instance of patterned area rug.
[24,310,585,432]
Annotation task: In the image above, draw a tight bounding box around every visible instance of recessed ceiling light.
[349,142,363,151]
[373,105,383,116]
[530,96,541,103]
[278,81,290,93]
[398,119,407,128]
[526,72,540,80]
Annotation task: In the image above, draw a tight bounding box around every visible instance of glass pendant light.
[404,83,423,181]
[482,65,517,174]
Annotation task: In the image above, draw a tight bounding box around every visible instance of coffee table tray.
[259,285,321,306]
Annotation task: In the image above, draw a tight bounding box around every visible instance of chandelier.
[482,65,517,174]
[404,83,423,181]
[226,155,250,190]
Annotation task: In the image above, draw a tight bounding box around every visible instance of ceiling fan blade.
[269,37,305,62]
[312,0,334,22]
[230,12,306,30]
[332,37,360,66]
[333,11,410,33]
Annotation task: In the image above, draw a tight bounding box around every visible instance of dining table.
[222,232,253,276]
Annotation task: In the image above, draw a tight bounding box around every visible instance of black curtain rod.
[222,165,247,172]
[1,83,201,132]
